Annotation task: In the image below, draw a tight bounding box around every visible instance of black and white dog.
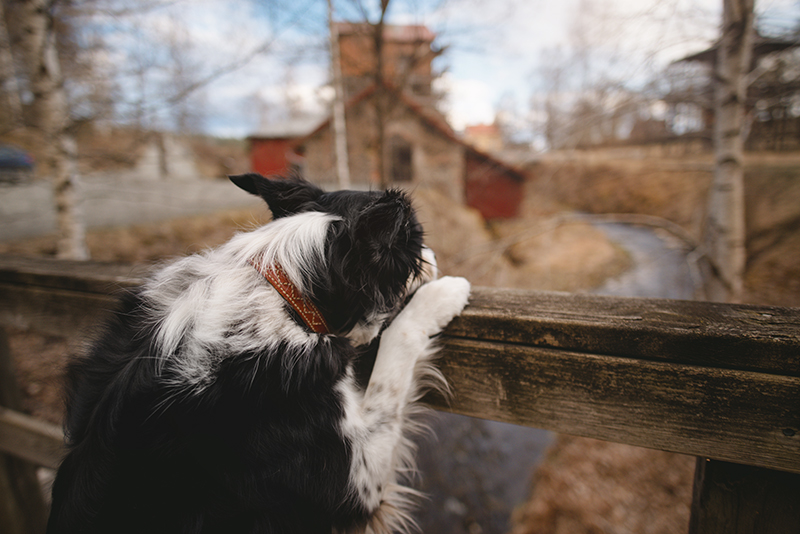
[47,174,470,534]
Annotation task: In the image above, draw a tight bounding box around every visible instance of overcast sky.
[108,0,799,137]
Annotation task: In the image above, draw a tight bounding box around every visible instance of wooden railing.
[1,254,798,533]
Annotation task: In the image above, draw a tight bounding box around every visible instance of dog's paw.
[404,276,471,335]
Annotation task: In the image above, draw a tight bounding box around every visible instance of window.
[389,136,413,183]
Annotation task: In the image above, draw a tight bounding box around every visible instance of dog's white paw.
[403,276,471,335]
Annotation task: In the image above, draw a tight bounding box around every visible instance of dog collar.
[248,259,331,335]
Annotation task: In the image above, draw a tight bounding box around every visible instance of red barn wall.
[250,138,294,176]
[464,152,523,219]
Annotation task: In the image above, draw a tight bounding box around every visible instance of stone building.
[248,23,527,219]
[298,84,526,218]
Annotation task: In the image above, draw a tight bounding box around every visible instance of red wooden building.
[248,119,320,177]
[463,150,525,219]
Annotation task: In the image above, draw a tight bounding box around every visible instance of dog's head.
[230,173,435,342]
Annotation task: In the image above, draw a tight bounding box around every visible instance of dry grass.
[413,187,631,292]
[0,209,272,263]
[510,436,695,534]
[527,151,800,307]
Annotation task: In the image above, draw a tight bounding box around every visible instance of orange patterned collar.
[248,259,331,335]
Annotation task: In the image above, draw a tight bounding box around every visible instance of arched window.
[389,135,413,183]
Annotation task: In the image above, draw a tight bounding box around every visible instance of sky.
[98,0,800,138]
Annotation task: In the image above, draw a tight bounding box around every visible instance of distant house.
[299,83,526,219]
[248,118,322,177]
[669,34,800,150]
[247,22,527,219]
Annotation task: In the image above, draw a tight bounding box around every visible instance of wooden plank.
[0,255,147,294]
[449,287,800,377]
[2,257,797,373]
[426,337,800,474]
[0,407,64,470]
[689,459,800,533]
[1,255,799,473]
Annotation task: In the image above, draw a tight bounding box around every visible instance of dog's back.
[49,246,364,533]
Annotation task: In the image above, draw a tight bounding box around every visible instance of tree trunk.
[18,0,88,260]
[327,0,350,189]
[704,0,754,302]
[373,1,389,189]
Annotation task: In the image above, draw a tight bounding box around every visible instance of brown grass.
[0,209,272,263]
[526,151,800,307]
[510,435,695,534]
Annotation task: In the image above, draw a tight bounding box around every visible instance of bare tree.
[162,15,206,134]
[370,0,391,187]
[18,0,89,260]
[704,0,755,302]
[328,0,351,188]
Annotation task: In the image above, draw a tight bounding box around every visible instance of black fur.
[47,174,427,534]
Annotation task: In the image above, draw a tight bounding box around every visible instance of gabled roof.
[248,116,324,140]
[299,82,527,182]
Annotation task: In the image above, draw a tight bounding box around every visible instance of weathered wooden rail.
[1,254,798,533]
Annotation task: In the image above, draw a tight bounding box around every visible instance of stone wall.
[303,98,464,204]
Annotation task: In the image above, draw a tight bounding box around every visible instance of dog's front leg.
[350,276,470,526]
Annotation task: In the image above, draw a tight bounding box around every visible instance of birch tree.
[328,0,350,188]
[704,0,754,302]
[18,0,89,260]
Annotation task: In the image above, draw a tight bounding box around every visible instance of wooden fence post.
[689,458,800,534]
[0,327,48,534]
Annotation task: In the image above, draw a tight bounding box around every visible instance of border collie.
[47,174,471,534]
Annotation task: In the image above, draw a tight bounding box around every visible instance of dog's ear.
[229,173,323,218]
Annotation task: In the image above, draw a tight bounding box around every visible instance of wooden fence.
[1,254,798,533]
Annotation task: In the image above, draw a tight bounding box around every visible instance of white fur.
[340,276,472,533]
[141,211,337,389]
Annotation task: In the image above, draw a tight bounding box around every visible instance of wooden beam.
[448,287,800,377]
[426,337,800,474]
[1,255,798,474]
[0,255,148,337]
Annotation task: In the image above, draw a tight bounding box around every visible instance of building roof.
[300,82,527,183]
[248,116,324,140]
